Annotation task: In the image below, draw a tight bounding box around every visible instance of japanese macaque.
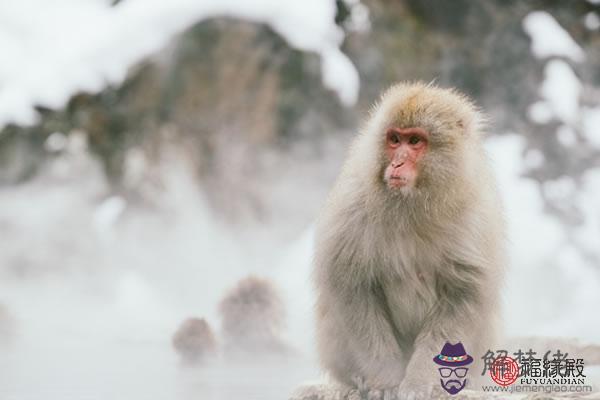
[219,276,289,357]
[172,317,217,364]
[314,82,505,399]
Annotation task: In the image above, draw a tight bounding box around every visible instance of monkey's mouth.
[388,176,409,188]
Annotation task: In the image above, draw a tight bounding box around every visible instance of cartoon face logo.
[433,342,473,395]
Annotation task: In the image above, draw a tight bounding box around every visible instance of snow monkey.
[314,82,505,399]
[172,317,217,364]
[219,276,289,357]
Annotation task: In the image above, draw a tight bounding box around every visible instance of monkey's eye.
[388,132,400,145]
[408,135,421,145]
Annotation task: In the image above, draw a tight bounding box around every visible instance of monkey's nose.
[392,161,405,168]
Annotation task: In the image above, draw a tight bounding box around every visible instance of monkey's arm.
[398,260,496,395]
[316,278,409,389]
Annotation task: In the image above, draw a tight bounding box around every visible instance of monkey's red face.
[383,127,429,190]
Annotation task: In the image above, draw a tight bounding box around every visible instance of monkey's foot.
[364,388,398,400]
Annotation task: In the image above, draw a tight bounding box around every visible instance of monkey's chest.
[363,228,443,337]
[381,275,436,341]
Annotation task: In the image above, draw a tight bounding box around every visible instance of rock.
[289,382,600,400]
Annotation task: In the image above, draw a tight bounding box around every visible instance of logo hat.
[433,342,474,367]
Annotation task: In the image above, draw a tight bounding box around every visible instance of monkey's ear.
[458,109,487,137]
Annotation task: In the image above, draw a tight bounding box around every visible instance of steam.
[0,137,321,399]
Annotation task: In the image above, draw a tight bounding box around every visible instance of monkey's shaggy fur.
[314,82,506,400]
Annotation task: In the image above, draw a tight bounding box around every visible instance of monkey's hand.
[392,342,439,400]
[395,379,434,400]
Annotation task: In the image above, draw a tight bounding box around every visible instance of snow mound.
[0,0,360,128]
[522,11,585,62]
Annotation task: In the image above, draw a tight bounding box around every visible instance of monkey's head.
[357,82,484,197]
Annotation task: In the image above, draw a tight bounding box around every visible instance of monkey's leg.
[317,284,409,393]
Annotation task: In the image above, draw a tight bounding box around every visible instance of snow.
[44,132,68,152]
[582,106,600,148]
[0,0,360,128]
[584,12,600,30]
[543,175,577,205]
[522,11,585,62]
[486,134,600,340]
[556,125,577,147]
[340,0,371,32]
[576,169,600,255]
[479,11,600,340]
[539,60,582,125]
[523,148,545,170]
[321,47,360,106]
[93,195,127,234]
[507,14,600,330]
[527,101,553,124]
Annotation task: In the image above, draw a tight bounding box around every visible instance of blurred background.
[0,0,599,399]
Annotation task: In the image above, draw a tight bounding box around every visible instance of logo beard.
[440,378,467,395]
